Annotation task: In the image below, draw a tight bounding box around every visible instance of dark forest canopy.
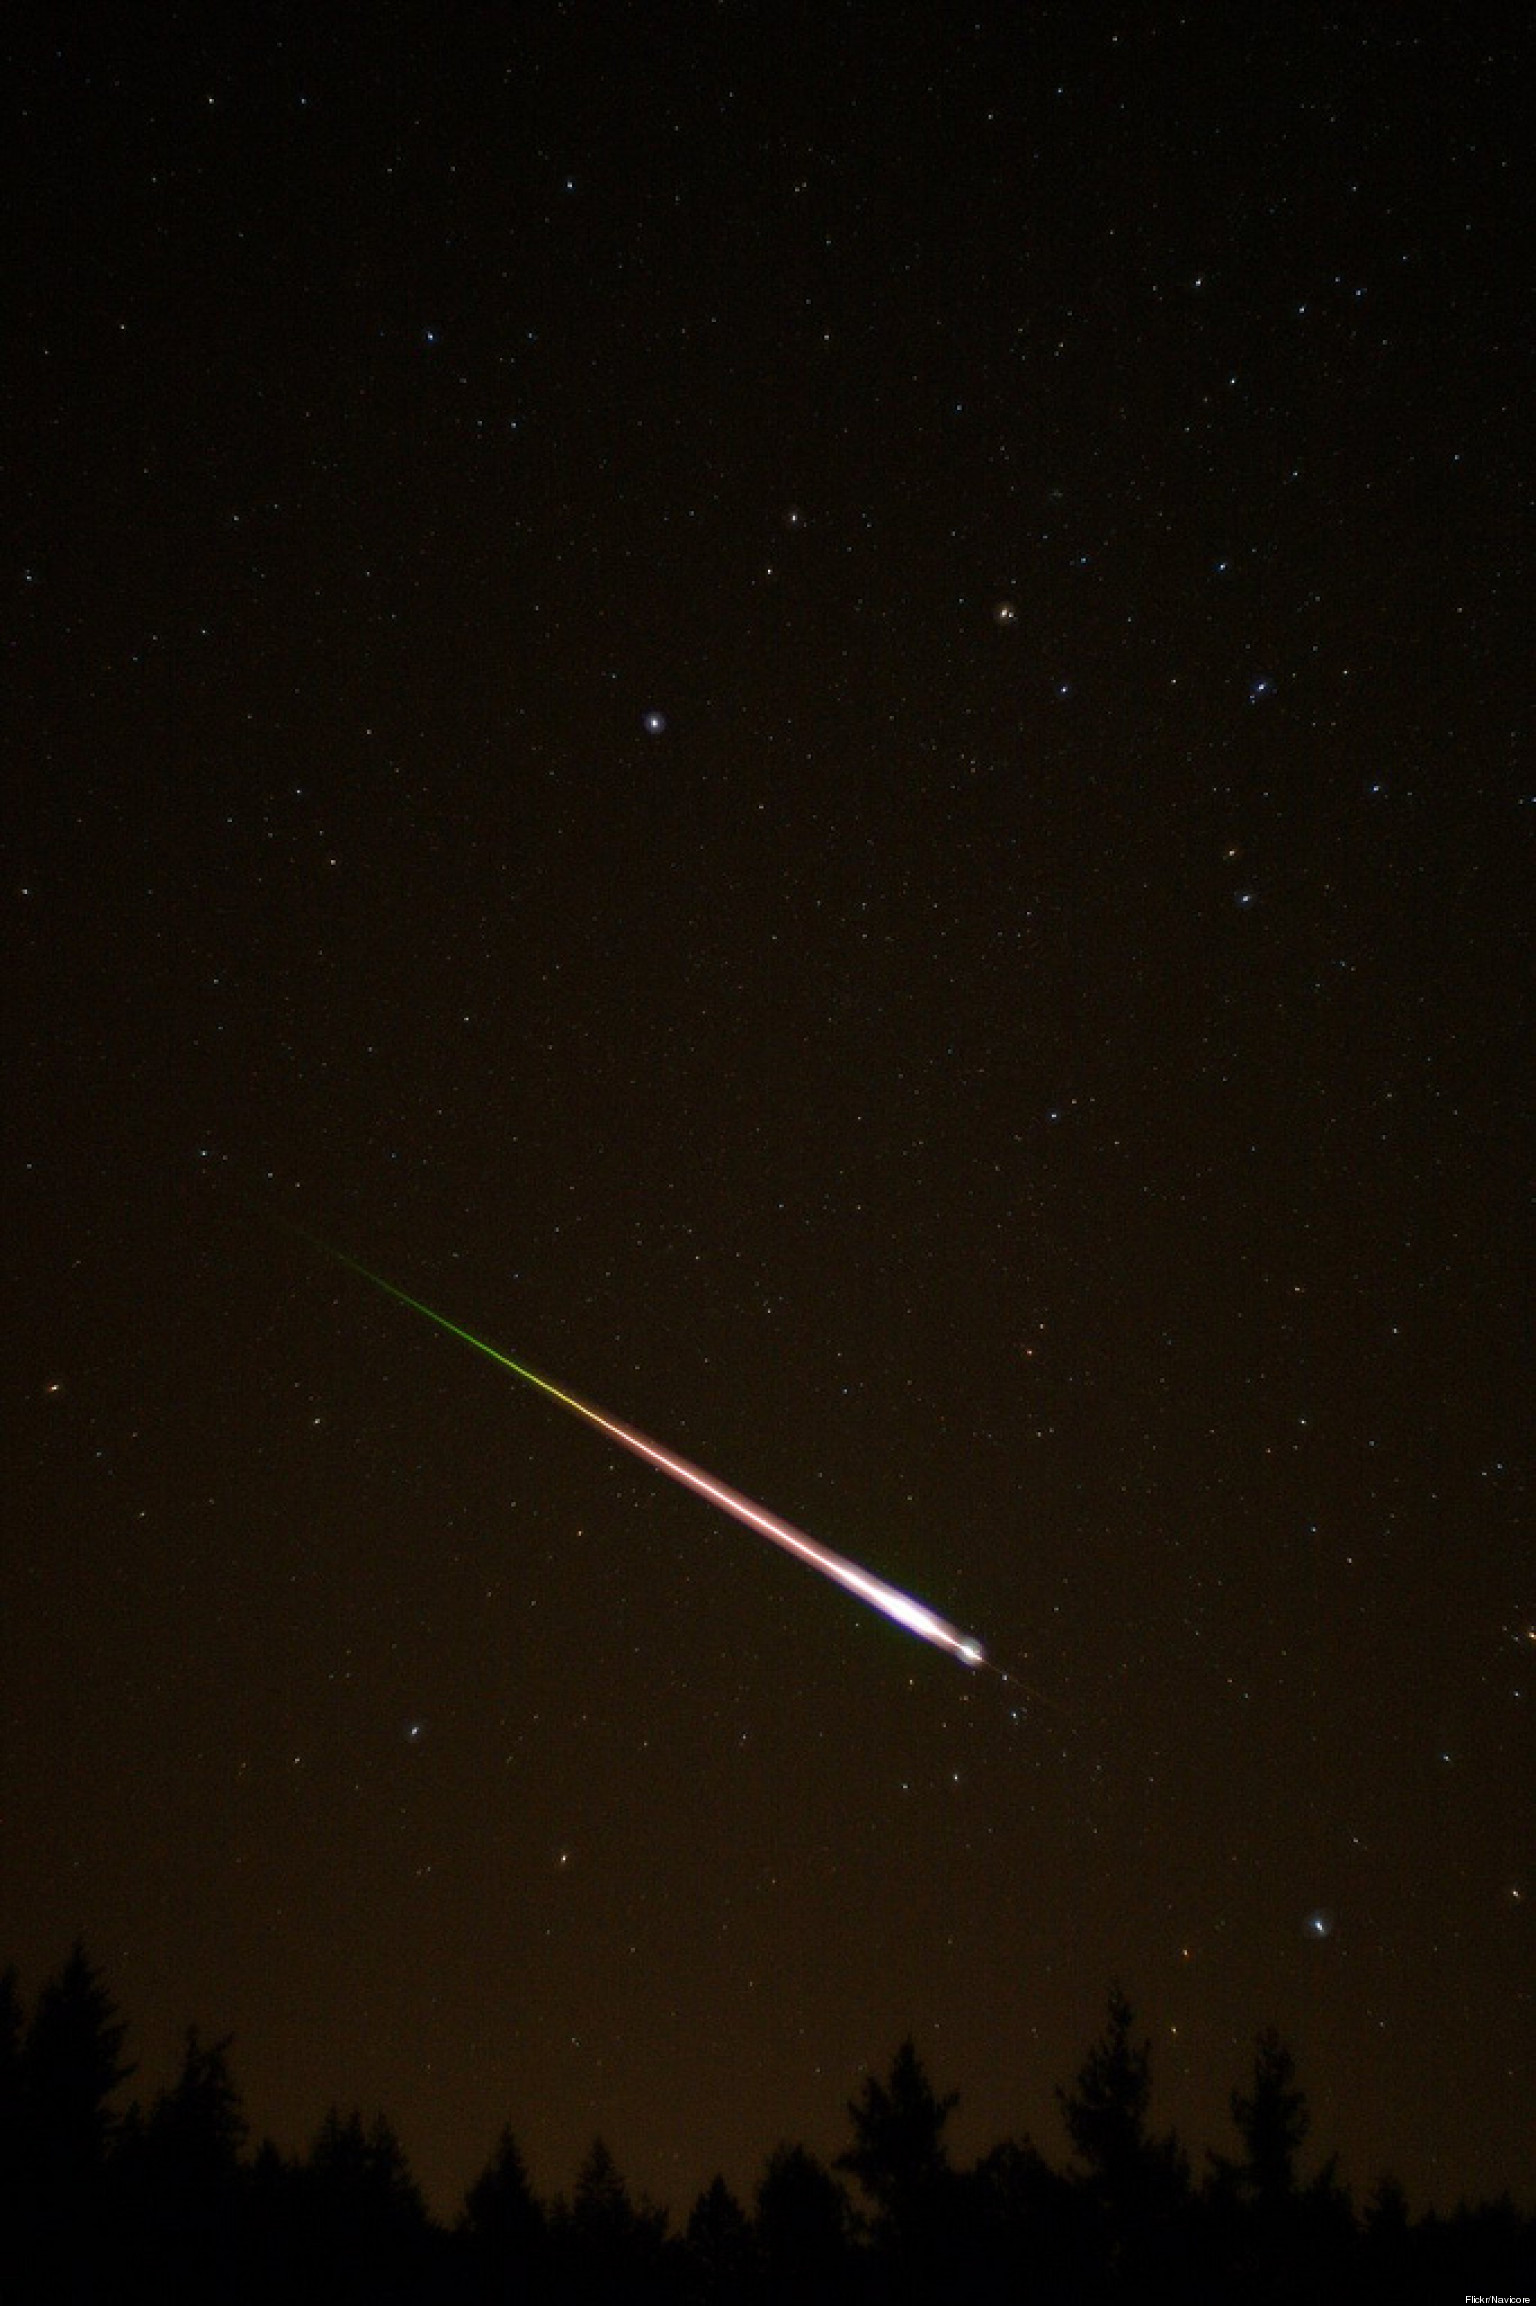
[1,1948,1529,2304]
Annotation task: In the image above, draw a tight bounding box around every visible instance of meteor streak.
[317,1241,986,1670]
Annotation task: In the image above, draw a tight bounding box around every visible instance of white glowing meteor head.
[956,1637,986,1668]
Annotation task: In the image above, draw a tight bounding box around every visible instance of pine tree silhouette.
[683,2173,755,2303]
[754,2142,852,2306]
[14,1943,135,2300]
[1207,2030,1353,2303]
[460,2125,548,2303]
[1,1941,1532,2304]
[839,2038,964,2302]
[1055,1986,1191,2297]
[558,2136,670,2305]
[117,2026,249,2301]
[301,2106,433,2305]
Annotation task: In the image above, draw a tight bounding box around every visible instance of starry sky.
[5,2,1530,2224]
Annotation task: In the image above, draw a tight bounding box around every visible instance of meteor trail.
[314,1239,987,1670]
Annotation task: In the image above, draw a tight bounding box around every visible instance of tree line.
[0,1948,1528,2304]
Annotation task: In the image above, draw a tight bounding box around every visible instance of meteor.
[315,1240,987,1670]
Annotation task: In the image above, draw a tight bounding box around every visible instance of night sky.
[6,4,1530,2225]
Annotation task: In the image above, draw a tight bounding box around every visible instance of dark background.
[5,1,1529,2222]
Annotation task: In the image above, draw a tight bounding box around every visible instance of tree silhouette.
[1056,1986,1191,2295]
[683,2173,755,2303]
[299,2106,434,2305]
[840,2037,957,2227]
[968,2136,1085,2305]
[117,2027,250,2300]
[140,2025,248,2181]
[754,2142,853,2306]
[1207,2030,1352,2303]
[22,1941,134,2172]
[1,1940,1532,2304]
[12,1942,134,2299]
[1358,2173,1415,2305]
[557,2136,670,2305]
[840,2038,964,2301]
[460,2124,548,2302]
[1214,2027,1312,2207]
